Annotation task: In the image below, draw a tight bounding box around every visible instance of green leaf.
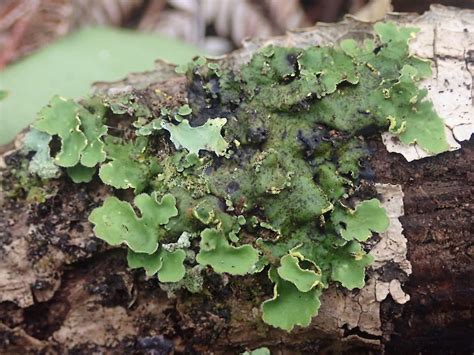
[262,268,321,331]
[23,129,60,179]
[89,192,178,254]
[33,96,86,167]
[277,253,321,292]
[331,241,373,290]
[331,199,389,241]
[196,228,259,275]
[161,118,228,156]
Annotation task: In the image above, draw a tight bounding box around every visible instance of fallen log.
[0,5,472,354]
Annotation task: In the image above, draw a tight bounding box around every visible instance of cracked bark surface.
[0,5,472,354]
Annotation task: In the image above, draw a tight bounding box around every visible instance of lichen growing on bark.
[15,22,448,331]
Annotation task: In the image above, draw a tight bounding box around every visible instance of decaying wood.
[0,5,472,354]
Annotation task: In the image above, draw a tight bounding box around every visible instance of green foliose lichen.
[22,22,447,331]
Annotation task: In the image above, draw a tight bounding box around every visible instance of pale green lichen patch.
[32,95,109,168]
[242,347,271,355]
[339,23,447,153]
[127,249,163,277]
[157,249,186,282]
[196,228,259,275]
[23,129,60,179]
[277,253,321,292]
[331,199,390,242]
[104,92,153,119]
[330,241,374,290]
[22,22,445,332]
[262,268,322,331]
[77,106,107,167]
[98,136,152,192]
[177,104,192,116]
[33,96,87,167]
[66,165,95,183]
[127,248,186,282]
[161,118,228,156]
[386,64,449,153]
[89,193,178,254]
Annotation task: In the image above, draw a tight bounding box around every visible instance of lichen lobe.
[16,22,440,332]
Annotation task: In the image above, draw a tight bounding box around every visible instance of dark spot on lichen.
[247,127,268,145]
[226,181,240,194]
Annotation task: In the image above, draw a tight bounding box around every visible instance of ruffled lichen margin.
[10,22,449,333]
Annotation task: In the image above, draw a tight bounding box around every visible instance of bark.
[0,5,472,354]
